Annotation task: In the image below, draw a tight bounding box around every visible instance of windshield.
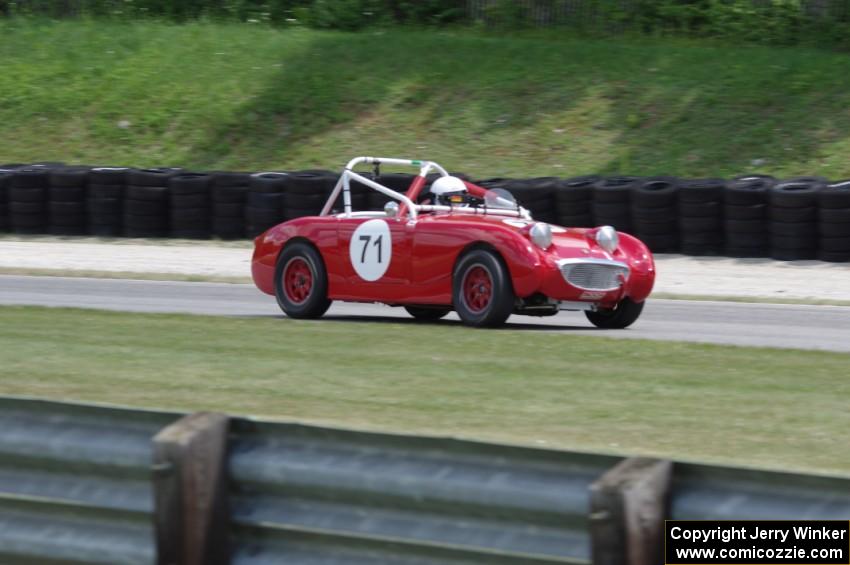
[484,188,518,210]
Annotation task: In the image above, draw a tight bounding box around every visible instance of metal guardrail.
[227,419,620,564]
[0,397,848,565]
[0,397,178,565]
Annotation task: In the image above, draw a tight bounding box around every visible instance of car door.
[334,215,413,301]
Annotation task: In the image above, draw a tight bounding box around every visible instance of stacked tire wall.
[1,162,849,262]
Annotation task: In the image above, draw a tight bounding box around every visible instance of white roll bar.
[321,156,449,218]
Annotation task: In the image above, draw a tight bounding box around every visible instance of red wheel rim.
[282,257,313,305]
[462,265,493,313]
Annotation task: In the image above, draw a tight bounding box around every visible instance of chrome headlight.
[595,225,619,253]
[529,222,553,250]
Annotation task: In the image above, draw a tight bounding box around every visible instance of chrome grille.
[559,260,629,291]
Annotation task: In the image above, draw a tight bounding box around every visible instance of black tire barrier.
[555,175,596,228]
[4,161,850,263]
[768,178,824,261]
[49,166,90,234]
[723,174,774,257]
[591,176,639,234]
[631,177,680,253]
[245,172,288,237]
[88,167,128,237]
[122,168,177,238]
[211,172,250,240]
[9,168,49,234]
[169,173,212,239]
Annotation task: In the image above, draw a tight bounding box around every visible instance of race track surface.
[2,275,849,352]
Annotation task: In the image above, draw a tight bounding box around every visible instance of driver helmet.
[430,176,468,205]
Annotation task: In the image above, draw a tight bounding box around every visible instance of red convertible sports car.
[252,157,655,328]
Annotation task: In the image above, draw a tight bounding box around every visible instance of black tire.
[250,172,288,193]
[404,306,451,321]
[585,297,644,329]
[770,206,816,222]
[632,206,677,223]
[679,201,720,218]
[725,175,774,206]
[171,192,209,208]
[679,216,721,232]
[126,185,169,202]
[170,173,212,195]
[770,247,816,261]
[725,204,767,220]
[10,168,50,189]
[452,249,514,327]
[50,167,90,188]
[247,191,284,209]
[593,176,639,204]
[89,167,129,184]
[819,207,850,223]
[769,177,826,208]
[213,202,244,217]
[770,221,817,237]
[9,186,47,202]
[124,198,167,215]
[89,184,124,199]
[819,182,850,209]
[819,222,850,237]
[725,219,767,234]
[49,186,86,202]
[681,232,723,246]
[678,178,725,203]
[818,250,850,262]
[282,192,327,208]
[819,236,850,252]
[211,184,247,203]
[169,207,209,222]
[88,224,122,237]
[633,177,679,207]
[212,171,252,188]
[725,232,769,247]
[274,242,331,319]
[556,213,595,228]
[633,219,677,236]
[127,168,181,187]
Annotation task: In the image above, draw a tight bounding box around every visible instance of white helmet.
[430,176,467,204]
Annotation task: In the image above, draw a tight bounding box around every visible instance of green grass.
[2,20,850,178]
[1,305,848,474]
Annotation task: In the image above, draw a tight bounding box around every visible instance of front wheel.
[453,249,514,328]
[404,306,451,321]
[585,297,644,329]
[274,242,332,319]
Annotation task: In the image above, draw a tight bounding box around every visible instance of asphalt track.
[2,275,849,352]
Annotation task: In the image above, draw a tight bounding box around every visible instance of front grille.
[559,260,629,291]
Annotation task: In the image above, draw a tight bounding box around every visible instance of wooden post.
[589,457,672,565]
[152,412,230,565]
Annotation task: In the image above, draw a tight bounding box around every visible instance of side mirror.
[384,201,399,218]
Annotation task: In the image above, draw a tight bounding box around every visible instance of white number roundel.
[349,219,392,281]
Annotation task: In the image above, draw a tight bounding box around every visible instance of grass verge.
[1,305,848,474]
[2,21,850,178]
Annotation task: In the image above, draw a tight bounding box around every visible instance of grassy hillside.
[2,20,850,178]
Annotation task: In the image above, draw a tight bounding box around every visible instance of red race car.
[252,157,655,328]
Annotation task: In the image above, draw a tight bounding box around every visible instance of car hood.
[425,213,618,261]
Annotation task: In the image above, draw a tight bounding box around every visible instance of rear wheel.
[453,249,514,328]
[404,306,451,321]
[585,297,644,329]
[274,242,332,319]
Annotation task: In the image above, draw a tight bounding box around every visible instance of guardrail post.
[152,412,230,565]
[589,457,671,565]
